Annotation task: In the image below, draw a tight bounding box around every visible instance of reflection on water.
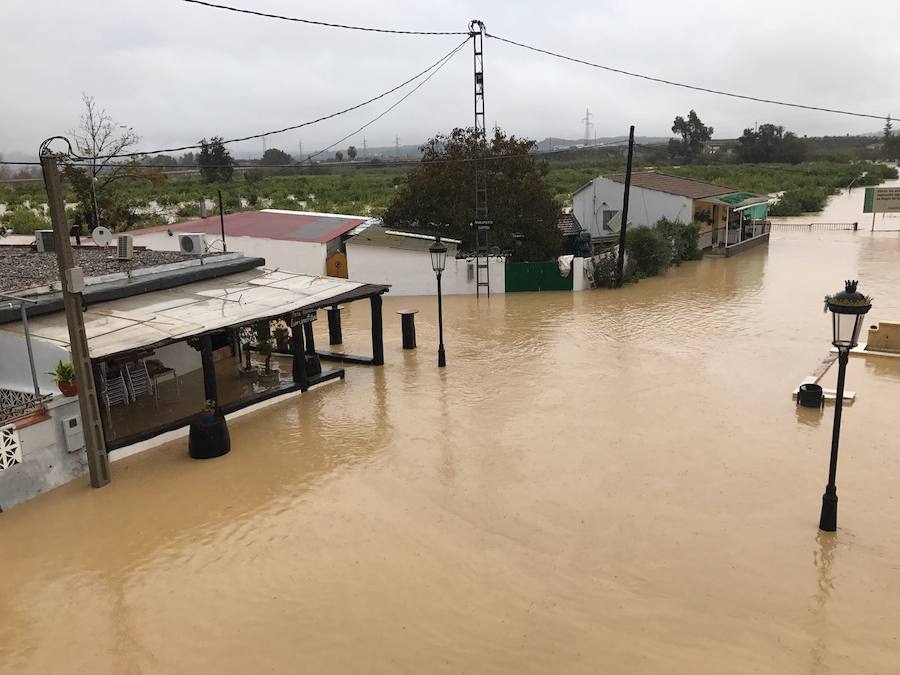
[1,232,900,673]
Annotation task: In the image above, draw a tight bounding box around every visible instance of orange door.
[326,251,348,278]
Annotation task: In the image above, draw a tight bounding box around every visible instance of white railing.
[0,423,23,471]
[0,388,51,425]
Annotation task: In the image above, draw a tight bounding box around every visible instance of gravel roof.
[0,246,222,294]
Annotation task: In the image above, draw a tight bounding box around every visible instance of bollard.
[397,309,418,350]
[327,304,343,345]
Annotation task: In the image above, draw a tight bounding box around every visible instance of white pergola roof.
[0,268,384,359]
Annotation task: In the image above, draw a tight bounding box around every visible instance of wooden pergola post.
[291,324,309,392]
[199,334,219,407]
[370,294,384,366]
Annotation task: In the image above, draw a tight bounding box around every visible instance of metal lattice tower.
[470,19,490,297]
[582,108,593,145]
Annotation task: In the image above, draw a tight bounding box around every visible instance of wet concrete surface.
[2,231,900,673]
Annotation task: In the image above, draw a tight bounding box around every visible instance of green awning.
[717,192,758,205]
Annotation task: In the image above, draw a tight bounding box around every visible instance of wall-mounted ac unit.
[178,233,206,256]
[116,234,134,260]
[61,415,85,453]
[35,229,55,253]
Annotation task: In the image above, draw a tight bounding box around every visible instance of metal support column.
[470,19,491,297]
[40,148,110,488]
[291,327,309,392]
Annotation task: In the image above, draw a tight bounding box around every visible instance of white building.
[130,209,370,277]
[571,172,771,253]
[345,226,506,296]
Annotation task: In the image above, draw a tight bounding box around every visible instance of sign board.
[289,309,317,327]
[863,187,900,213]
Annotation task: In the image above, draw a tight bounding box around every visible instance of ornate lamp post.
[819,280,872,532]
[429,237,447,368]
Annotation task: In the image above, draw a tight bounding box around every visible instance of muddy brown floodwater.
[3,231,900,674]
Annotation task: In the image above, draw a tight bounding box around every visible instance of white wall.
[153,341,202,375]
[130,232,329,276]
[573,177,693,234]
[0,330,69,392]
[346,244,506,296]
[572,257,589,292]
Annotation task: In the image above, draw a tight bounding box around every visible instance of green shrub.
[656,218,702,263]
[2,207,49,234]
[626,227,672,278]
[591,254,618,288]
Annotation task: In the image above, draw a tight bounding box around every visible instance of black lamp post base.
[438,345,446,368]
[819,489,838,532]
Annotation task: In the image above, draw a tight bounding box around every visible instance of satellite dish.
[92,226,113,247]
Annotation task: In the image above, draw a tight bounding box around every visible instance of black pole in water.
[218,189,227,253]
[819,349,849,531]
[437,273,446,368]
[616,125,635,288]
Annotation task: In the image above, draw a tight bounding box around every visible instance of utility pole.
[615,125,635,288]
[395,135,401,157]
[362,137,368,159]
[40,148,110,488]
[297,138,302,158]
[470,18,490,297]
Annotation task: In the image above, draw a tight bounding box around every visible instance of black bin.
[797,383,824,408]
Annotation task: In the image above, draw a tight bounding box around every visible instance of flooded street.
[3,231,900,673]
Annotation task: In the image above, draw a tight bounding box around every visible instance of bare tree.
[67,94,146,228]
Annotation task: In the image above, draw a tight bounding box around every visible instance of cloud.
[1,0,895,159]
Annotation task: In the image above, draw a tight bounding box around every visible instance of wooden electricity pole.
[40,151,110,488]
[615,125,635,288]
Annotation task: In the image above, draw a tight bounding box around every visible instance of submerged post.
[616,125,635,288]
[40,148,110,488]
[327,305,343,345]
[370,294,384,366]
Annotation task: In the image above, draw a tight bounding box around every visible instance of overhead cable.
[65,38,472,161]
[179,0,468,35]
[485,32,889,121]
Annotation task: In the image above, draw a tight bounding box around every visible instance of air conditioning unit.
[61,415,85,453]
[116,234,134,260]
[179,233,206,256]
[35,229,55,253]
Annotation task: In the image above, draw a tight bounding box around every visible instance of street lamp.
[819,279,871,532]
[429,237,447,368]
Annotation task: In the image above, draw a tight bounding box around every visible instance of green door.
[505,261,574,292]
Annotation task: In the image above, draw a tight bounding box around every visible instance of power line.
[179,0,467,35]
[60,38,472,161]
[305,38,468,162]
[485,32,889,122]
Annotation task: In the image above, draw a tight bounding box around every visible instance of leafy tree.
[347,146,358,160]
[198,137,234,182]
[884,115,893,141]
[260,148,292,166]
[383,127,562,260]
[179,152,197,166]
[334,151,344,162]
[147,154,176,166]
[736,124,806,164]
[668,110,713,162]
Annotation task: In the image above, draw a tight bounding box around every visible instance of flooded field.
[3,231,900,673]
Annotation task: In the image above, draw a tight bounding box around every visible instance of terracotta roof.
[602,172,735,199]
[135,209,368,244]
[557,213,583,236]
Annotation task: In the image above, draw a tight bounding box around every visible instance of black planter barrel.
[397,309,418,350]
[189,414,231,459]
[797,383,824,408]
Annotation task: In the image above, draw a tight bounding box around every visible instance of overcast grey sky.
[2,1,897,160]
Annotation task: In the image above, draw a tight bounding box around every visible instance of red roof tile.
[602,172,735,199]
[136,210,367,244]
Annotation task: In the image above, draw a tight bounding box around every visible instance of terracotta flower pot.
[58,381,78,397]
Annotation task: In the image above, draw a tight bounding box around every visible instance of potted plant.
[49,360,77,397]
[200,399,217,424]
[238,326,259,378]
